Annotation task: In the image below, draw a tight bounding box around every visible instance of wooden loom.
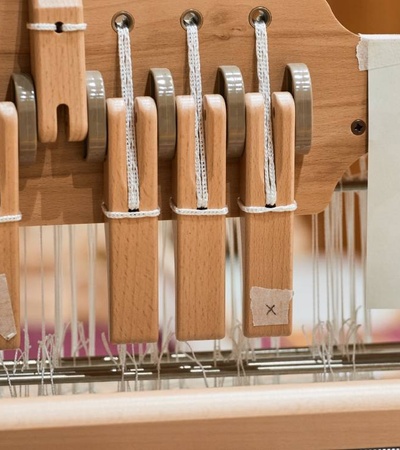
[1,0,400,449]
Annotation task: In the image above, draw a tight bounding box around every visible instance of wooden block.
[0,103,20,350]
[28,0,88,143]
[105,98,158,344]
[242,92,295,338]
[173,95,226,341]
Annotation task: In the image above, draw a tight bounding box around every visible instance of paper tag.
[250,287,293,326]
[0,274,17,340]
[361,37,400,309]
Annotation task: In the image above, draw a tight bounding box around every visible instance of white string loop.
[170,199,228,217]
[255,20,277,207]
[237,199,297,214]
[117,25,140,211]
[186,23,208,209]
[0,213,22,223]
[27,23,87,32]
[102,204,160,220]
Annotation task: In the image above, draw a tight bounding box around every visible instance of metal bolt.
[351,119,367,136]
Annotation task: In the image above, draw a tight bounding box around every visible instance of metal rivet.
[111,11,135,32]
[351,119,367,136]
[180,9,203,30]
[249,7,272,28]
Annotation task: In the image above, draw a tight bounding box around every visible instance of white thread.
[87,224,97,358]
[102,203,160,219]
[0,213,22,223]
[27,23,87,32]
[186,23,208,209]
[255,20,277,206]
[117,26,140,211]
[170,199,228,216]
[237,198,297,214]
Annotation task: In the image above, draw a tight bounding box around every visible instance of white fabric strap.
[27,23,87,32]
[0,213,22,223]
[186,23,208,209]
[102,203,160,219]
[238,198,297,214]
[255,20,277,207]
[117,26,140,211]
[170,199,228,217]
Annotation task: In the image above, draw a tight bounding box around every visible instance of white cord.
[0,213,22,223]
[170,199,228,216]
[117,25,140,211]
[186,23,208,209]
[255,20,277,207]
[102,203,160,219]
[27,23,87,32]
[237,198,297,214]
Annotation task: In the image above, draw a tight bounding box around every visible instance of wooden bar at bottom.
[242,92,295,338]
[0,103,20,350]
[1,380,400,450]
[174,95,226,341]
[105,98,158,344]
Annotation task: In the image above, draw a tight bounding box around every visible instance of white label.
[0,274,17,340]
[250,287,293,326]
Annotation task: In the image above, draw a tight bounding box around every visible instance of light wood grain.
[28,0,88,143]
[173,95,226,341]
[0,103,20,350]
[241,93,295,338]
[1,380,400,449]
[0,0,366,225]
[105,98,158,344]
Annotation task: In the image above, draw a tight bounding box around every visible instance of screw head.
[351,119,367,136]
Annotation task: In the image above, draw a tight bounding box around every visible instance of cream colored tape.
[357,34,400,71]
[0,274,16,340]
[250,287,292,327]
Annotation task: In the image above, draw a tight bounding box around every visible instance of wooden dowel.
[174,95,226,341]
[105,98,159,344]
[0,102,20,350]
[242,92,295,338]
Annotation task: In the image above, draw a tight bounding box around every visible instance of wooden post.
[28,0,88,143]
[0,103,20,350]
[173,95,226,341]
[105,98,159,344]
[241,92,296,338]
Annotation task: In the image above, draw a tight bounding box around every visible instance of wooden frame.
[1,2,398,449]
[1,0,367,225]
[1,379,400,449]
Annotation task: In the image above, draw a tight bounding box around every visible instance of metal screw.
[351,119,367,136]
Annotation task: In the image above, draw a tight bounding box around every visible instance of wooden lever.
[241,92,295,338]
[28,0,87,143]
[0,103,20,350]
[173,95,226,341]
[105,98,159,344]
